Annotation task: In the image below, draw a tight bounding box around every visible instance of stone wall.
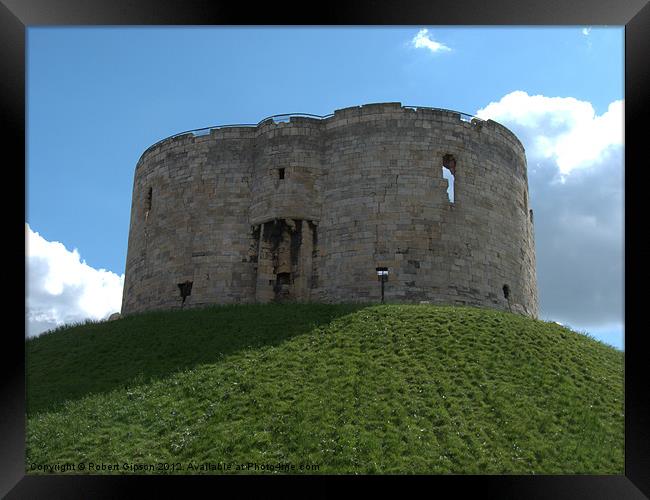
[122,102,538,317]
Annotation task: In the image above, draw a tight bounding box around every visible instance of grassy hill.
[26,304,624,474]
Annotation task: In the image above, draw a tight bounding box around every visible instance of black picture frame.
[4,1,648,497]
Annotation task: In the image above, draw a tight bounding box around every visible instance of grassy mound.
[26,304,623,474]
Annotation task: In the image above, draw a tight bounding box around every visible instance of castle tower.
[122,103,538,317]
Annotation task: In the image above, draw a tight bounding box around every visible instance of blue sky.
[26,27,624,349]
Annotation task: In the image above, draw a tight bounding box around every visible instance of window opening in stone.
[145,187,152,216]
[502,284,512,312]
[442,154,456,203]
[178,280,193,307]
[278,168,285,180]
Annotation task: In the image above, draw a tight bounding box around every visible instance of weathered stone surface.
[122,103,538,318]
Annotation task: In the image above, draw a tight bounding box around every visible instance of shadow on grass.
[26,303,368,415]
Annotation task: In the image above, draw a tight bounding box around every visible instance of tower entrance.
[254,218,316,303]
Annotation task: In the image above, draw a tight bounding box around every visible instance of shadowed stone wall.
[122,102,538,317]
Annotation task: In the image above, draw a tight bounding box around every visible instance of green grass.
[26,304,624,474]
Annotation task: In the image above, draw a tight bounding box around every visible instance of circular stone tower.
[122,102,538,317]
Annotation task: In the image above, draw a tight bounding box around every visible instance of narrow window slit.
[278,168,285,180]
[442,154,456,203]
[502,284,512,312]
[145,187,152,218]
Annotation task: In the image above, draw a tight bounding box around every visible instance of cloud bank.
[25,224,124,338]
[476,91,623,334]
[477,91,623,176]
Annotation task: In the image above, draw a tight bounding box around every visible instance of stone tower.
[122,103,538,317]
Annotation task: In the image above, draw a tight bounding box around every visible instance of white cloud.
[411,29,451,53]
[25,223,124,338]
[474,92,624,337]
[476,91,623,176]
